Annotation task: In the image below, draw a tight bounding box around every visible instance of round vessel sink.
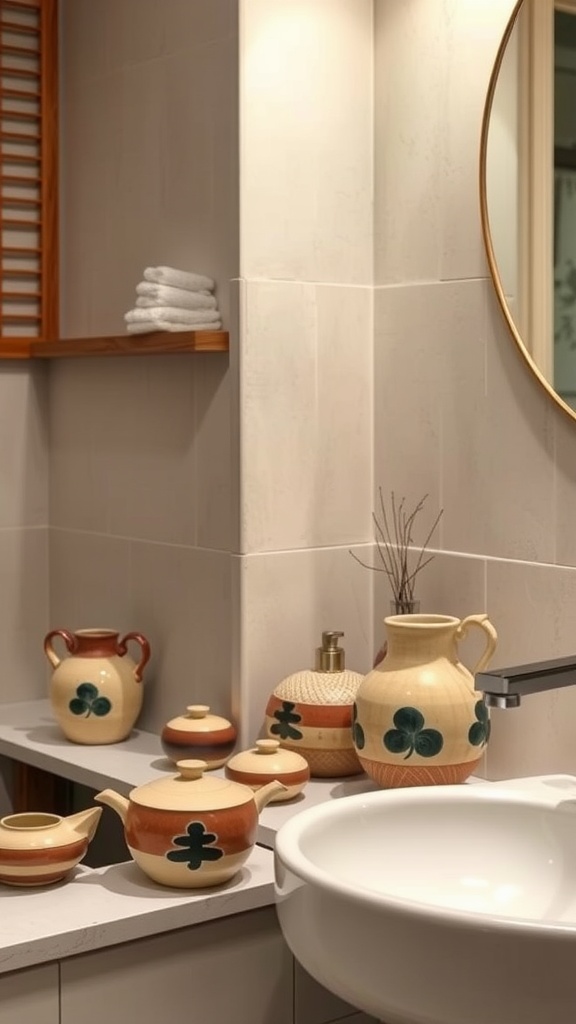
[274,775,576,1024]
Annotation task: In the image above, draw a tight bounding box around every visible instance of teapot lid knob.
[186,705,210,718]
[176,759,207,780]
[255,739,280,755]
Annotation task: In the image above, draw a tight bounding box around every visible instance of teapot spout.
[66,806,103,843]
[94,789,130,825]
[254,779,287,813]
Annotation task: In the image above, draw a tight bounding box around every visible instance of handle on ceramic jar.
[117,632,151,682]
[44,629,77,669]
[455,614,498,674]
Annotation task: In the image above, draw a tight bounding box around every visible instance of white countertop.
[0,698,383,973]
[0,846,275,975]
[0,698,483,974]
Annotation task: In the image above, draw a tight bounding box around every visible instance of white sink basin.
[274,775,576,1024]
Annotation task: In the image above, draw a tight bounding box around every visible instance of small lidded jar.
[161,704,237,770]
[225,739,310,802]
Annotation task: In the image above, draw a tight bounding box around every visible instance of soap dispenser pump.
[264,630,364,778]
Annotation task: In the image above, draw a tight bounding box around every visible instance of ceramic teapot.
[95,760,286,888]
[0,806,102,887]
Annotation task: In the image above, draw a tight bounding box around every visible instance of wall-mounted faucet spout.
[476,655,576,708]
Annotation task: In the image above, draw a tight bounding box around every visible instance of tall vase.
[353,613,498,788]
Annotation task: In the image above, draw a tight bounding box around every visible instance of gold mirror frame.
[479,0,576,424]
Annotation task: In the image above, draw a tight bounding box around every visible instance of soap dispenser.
[264,631,364,778]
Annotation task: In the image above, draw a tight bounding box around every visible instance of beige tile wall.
[0,364,49,706]
[53,0,239,733]
[237,0,374,744]
[373,0,576,780]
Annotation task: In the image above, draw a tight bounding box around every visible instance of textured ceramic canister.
[264,631,364,777]
[225,739,310,801]
[44,628,151,745]
[161,705,237,769]
[95,761,285,888]
[0,807,101,887]
[353,613,498,788]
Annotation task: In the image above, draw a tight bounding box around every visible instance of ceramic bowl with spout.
[95,759,286,888]
[0,806,102,886]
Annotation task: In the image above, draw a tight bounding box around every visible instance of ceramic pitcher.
[44,627,151,745]
[353,613,498,788]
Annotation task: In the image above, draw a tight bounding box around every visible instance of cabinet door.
[60,906,293,1024]
[0,964,59,1024]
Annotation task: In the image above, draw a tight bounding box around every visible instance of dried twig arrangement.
[350,490,443,612]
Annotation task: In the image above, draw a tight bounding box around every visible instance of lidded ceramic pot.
[264,631,364,778]
[0,807,102,887]
[161,705,237,769]
[44,628,151,745]
[353,613,498,788]
[95,760,285,888]
[225,739,310,802]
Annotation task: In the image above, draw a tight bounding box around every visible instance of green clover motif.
[270,700,303,741]
[384,707,443,759]
[69,682,112,718]
[468,699,491,746]
[352,702,365,750]
[166,822,224,871]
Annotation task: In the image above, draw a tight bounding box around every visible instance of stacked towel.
[124,266,222,334]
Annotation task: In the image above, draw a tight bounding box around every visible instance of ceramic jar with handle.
[353,613,498,788]
[44,627,151,744]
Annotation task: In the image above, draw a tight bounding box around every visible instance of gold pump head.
[315,630,345,672]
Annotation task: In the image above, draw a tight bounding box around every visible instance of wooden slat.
[3,196,40,208]
[1,152,40,164]
[3,2,40,10]
[0,129,40,142]
[1,43,38,57]
[1,109,40,122]
[0,85,40,99]
[2,245,40,254]
[1,172,40,184]
[1,19,40,35]
[0,66,39,79]
[2,267,38,277]
[2,216,39,227]
[39,0,57,340]
[2,312,40,320]
[3,288,38,296]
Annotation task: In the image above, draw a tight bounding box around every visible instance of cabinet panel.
[61,906,292,1024]
[0,963,59,1024]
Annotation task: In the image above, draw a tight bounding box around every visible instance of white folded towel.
[125,306,221,326]
[127,319,222,334]
[143,266,215,292]
[135,282,217,310]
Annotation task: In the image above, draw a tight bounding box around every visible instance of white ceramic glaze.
[275,774,576,1024]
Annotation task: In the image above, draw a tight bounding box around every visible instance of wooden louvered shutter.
[0,0,57,357]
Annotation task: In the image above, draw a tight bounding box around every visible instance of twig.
[349,490,443,606]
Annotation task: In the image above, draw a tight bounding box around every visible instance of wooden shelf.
[28,329,229,358]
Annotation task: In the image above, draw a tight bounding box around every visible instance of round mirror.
[480,0,576,421]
